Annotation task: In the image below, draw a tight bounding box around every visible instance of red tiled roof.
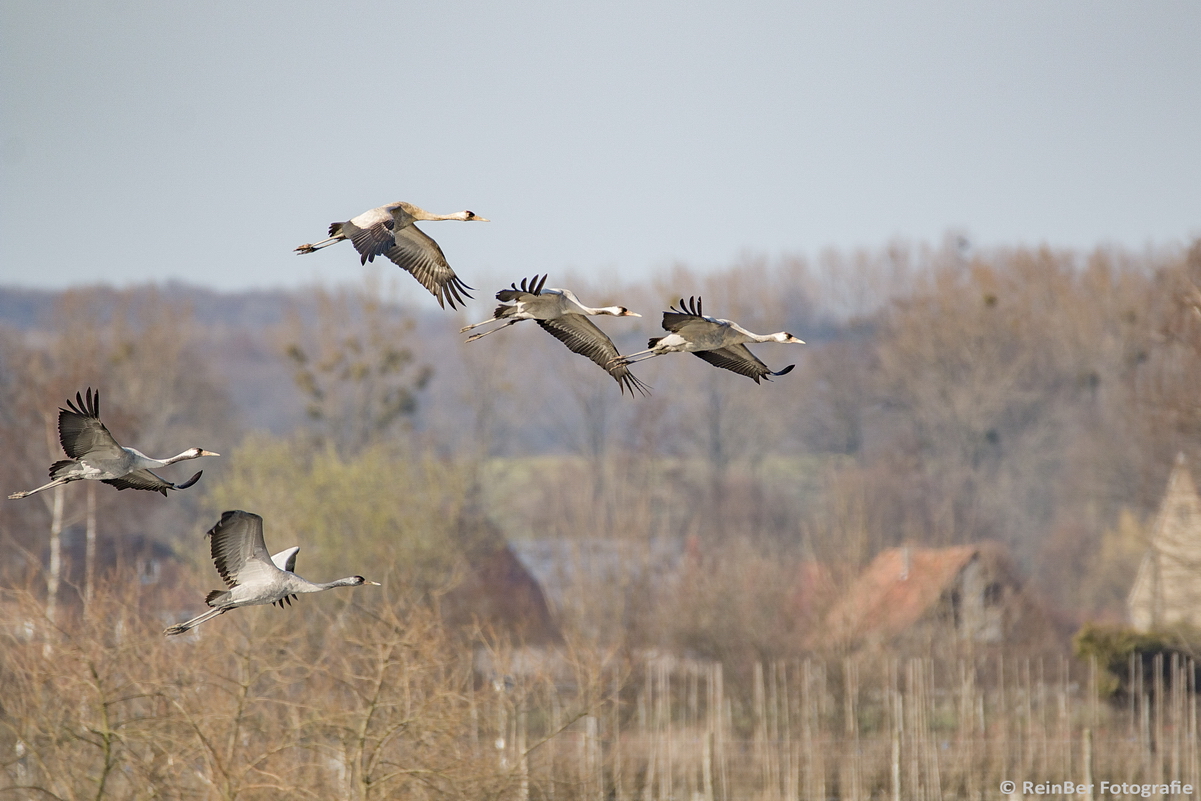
[822,545,981,643]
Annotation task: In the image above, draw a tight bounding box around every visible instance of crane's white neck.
[310,576,367,591]
[748,331,801,344]
[398,202,476,222]
[125,447,209,469]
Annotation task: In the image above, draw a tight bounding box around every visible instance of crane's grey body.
[460,274,650,396]
[7,389,219,499]
[611,296,805,383]
[164,510,378,636]
[294,201,487,309]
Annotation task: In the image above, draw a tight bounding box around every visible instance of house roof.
[438,515,563,645]
[509,537,684,612]
[820,544,982,644]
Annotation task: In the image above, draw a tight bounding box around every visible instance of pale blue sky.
[2,1,1199,300]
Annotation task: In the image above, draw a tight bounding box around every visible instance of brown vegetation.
[1,577,1197,799]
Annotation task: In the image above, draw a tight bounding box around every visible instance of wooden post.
[754,662,767,794]
[844,658,859,801]
[1082,727,1094,801]
[1171,654,1181,793]
[1153,652,1165,797]
[661,661,672,801]
[518,704,529,801]
[612,672,624,801]
[702,730,715,801]
[892,659,903,801]
[891,726,902,801]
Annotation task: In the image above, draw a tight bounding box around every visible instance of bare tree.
[282,277,432,456]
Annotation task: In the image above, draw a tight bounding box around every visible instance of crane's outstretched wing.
[58,389,123,460]
[384,225,474,309]
[692,344,795,384]
[537,316,651,397]
[102,469,203,497]
[661,296,706,333]
[207,510,277,589]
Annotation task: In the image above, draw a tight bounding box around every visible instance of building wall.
[1128,457,1201,631]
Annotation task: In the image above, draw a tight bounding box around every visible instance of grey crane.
[610,296,804,383]
[294,201,487,309]
[8,389,219,500]
[461,274,650,396]
[164,510,379,635]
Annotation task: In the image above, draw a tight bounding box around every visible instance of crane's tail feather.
[49,460,76,479]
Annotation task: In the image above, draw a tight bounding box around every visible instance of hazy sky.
[2,1,1199,299]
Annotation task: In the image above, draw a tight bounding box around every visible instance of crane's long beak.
[199,450,221,457]
[622,311,642,317]
[366,580,381,586]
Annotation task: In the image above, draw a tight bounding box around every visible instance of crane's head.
[773,333,805,344]
[352,576,382,586]
[616,307,641,317]
[460,210,489,222]
[185,448,221,459]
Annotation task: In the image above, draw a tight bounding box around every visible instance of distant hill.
[0,283,374,434]
[0,283,298,331]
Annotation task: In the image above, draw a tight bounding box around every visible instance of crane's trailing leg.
[607,349,661,367]
[461,316,513,334]
[464,320,522,343]
[164,605,228,635]
[293,235,342,254]
[8,478,71,500]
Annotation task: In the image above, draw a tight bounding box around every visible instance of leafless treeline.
[4,241,1201,621]
[5,241,1201,627]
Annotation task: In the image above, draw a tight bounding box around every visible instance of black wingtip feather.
[619,372,652,398]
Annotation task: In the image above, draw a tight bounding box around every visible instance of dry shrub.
[0,576,523,800]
